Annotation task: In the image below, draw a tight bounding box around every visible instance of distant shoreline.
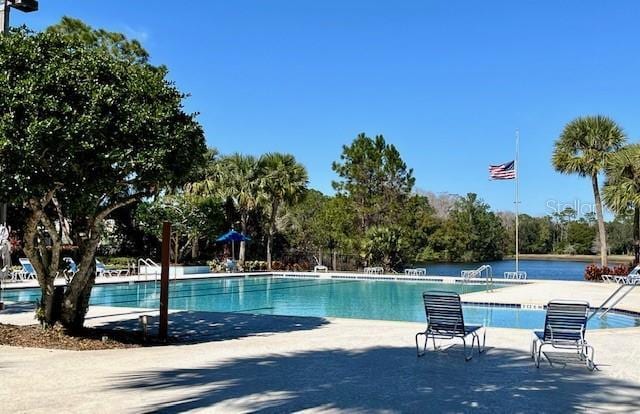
[506,254,633,264]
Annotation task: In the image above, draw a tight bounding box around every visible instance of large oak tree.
[0,21,206,329]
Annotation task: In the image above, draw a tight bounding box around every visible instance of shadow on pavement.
[110,344,640,413]
[97,310,329,343]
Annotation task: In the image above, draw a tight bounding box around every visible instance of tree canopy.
[258,153,308,269]
[604,144,640,263]
[0,22,206,328]
[552,115,626,267]
[332,133,415,232]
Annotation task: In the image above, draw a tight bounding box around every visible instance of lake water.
[415,259,599,281]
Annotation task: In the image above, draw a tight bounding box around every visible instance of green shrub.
[98,256,137,268]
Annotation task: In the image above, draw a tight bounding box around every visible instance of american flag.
[489,161,516,180]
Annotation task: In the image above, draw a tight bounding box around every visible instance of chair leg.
[463,336,475,361]
[431,332,439,351]
[477,328,486,354]
[584,344,596,371]
[415,332,428,357]
[535,342,544,368]
[531,338,536,360]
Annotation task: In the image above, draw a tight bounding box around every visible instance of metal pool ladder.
[137,257,161,281]
[587,283,637,321]
[461,265,493,292]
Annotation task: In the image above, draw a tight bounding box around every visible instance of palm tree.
[552,116,626,267]
[189,153,260,265]
[603,144,640,265]
[259,153,308,270]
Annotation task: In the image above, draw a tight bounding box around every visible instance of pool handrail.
[588,282,638,321]
[137,257,161,281]
[461,265,493,291]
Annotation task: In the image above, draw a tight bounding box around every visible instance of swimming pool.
[3,277,639,329]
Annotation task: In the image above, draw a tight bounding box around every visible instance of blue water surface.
[420,259,600,281]
[3,277,638,329]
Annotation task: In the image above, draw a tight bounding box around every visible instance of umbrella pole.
[232,241,235,261]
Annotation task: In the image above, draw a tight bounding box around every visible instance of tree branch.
[95,193,145,223]
[39,213,62,276]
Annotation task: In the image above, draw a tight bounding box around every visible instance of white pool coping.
[0,269,536,290]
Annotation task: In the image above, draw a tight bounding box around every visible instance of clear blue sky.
[11,1,640,217]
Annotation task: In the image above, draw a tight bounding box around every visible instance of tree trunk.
[266,236,272,270]
[634,206,640,266]
[591,175,608,267]
[174,233,179,265]
[239,215,248,265]
[191,236,199,259]
[332,250,337,271]
[59,258,97,331]
[40,279,59,325]
[23,204,62,327]
[59,223,103,331]
[266,201,279,271]
[26,193,138,330]
[178,239,192,262]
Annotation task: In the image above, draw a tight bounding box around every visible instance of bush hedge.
[584,263,631,281]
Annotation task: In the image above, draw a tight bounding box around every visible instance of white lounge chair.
[602,265,640,284]
[96,259,130,277]
[364,266,384,275]
[614,265,640,285]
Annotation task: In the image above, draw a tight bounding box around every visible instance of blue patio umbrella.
[216,230,251,260]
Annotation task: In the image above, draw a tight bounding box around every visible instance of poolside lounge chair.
[96,259,129,277]
[17,258,37,281]
[415,290,486,361]
[63,257,78,277]
[613,265,640,285]
[601,265,640,284]
[531,300,595,370]
[364,266,384,275]
[225,258,238,272]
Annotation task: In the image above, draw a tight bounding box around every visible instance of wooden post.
[159,221,171,341]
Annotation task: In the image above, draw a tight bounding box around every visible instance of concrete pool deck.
[1,304,640,413]
[460,279,640,313]
[2,277,640,412]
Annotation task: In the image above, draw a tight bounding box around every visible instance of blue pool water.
[421,259,600,281]
[3,277,638,329]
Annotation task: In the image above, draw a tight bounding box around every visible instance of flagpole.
[515,129,520,275]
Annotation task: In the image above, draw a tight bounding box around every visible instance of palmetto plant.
[189,153,261,264]
[361,226,407,271]
[259,153,308,270]
[552,115,626,266]
[603,144,640,264]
